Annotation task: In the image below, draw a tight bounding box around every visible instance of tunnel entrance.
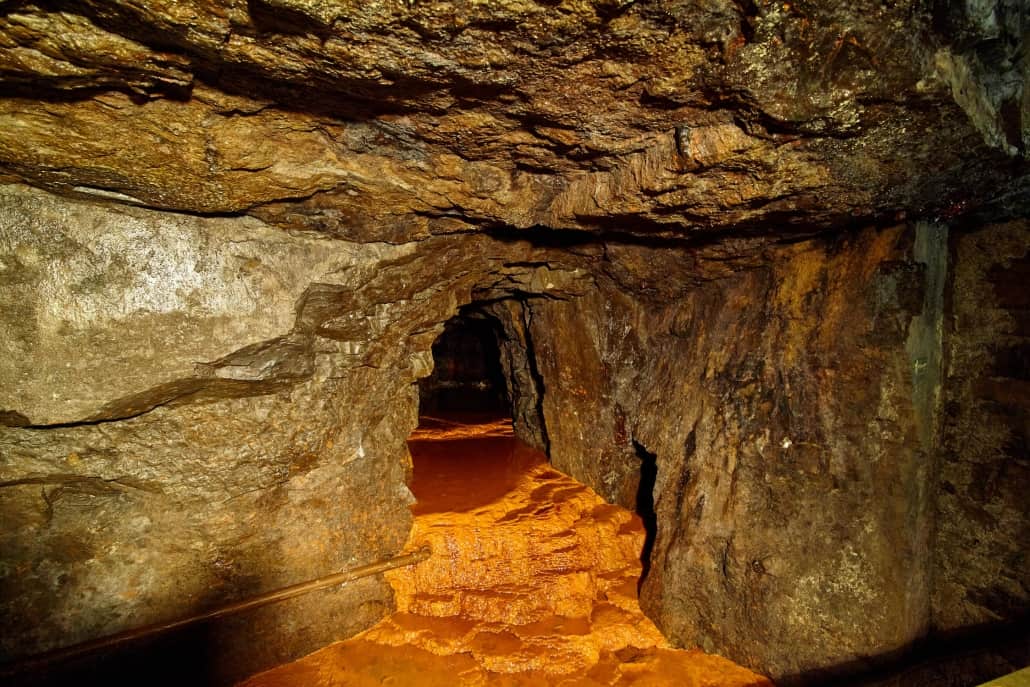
[239,304,770,684]
[418,310,510,417]
[360,304,710,684]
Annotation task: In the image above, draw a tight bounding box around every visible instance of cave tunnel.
[417,308,511,418]
[1,3,1029,687]
[398,299,678,684]
[412,300,661,553]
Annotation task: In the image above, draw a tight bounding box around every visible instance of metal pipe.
[1,545,431,676]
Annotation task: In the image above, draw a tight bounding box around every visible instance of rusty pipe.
[1,545,431,676]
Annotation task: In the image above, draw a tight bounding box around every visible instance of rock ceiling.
[0,0,1026,243]
[1,4,1028,685]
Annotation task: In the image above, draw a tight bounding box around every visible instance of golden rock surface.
[241,416,772,686]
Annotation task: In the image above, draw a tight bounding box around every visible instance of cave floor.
[240,415,771,687]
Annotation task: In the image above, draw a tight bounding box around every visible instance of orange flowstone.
[241,417,773,687]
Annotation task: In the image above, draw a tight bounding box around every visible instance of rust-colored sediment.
[241,416,773,686]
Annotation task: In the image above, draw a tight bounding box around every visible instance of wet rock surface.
[509,221,1030,686]
[240,416,773,686]
[522,227,940,682]
[0,2,1027,685]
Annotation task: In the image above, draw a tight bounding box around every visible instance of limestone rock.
[0,183,592,681]
[0,184,410,425]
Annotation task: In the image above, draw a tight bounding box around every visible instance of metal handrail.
[1,545,431,676]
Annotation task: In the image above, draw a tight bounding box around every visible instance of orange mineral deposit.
[241,416,772,687]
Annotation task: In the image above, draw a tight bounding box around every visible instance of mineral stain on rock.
[0,0,1027,685]
[240,415,771,686]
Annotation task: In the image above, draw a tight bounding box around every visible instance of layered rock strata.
[0,184,590,682]
[0,0,1027,685]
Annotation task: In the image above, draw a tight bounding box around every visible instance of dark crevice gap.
[477,219,842,252]
[418,307,511,417]
[632,439,658,587]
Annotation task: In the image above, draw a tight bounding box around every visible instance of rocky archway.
[0,1,1027,685]
[418,308,510,417]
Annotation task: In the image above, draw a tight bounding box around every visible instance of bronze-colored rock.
[524,227,942,680]
[0,0,1023,238]
[0,184,592,682]
[0,1,1027,685]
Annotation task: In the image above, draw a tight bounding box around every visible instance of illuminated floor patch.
[241,417,771,687]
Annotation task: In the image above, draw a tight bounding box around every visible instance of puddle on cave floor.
[240,415,771,687]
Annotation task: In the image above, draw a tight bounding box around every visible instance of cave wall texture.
[525,226,942,683]
[0,185,591,682]
[0,0,1028,685]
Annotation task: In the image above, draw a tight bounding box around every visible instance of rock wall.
[0,184,589,682]
[518,219,1030,685]
[0,184,418,682]
[524,226,942,683]
[0,1,1026,685]
[930,218,1030,680]
[489,299,550,454]
[0,1,1024,242]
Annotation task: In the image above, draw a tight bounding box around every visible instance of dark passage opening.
[418,310,511,416]
[633,440,658,587]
